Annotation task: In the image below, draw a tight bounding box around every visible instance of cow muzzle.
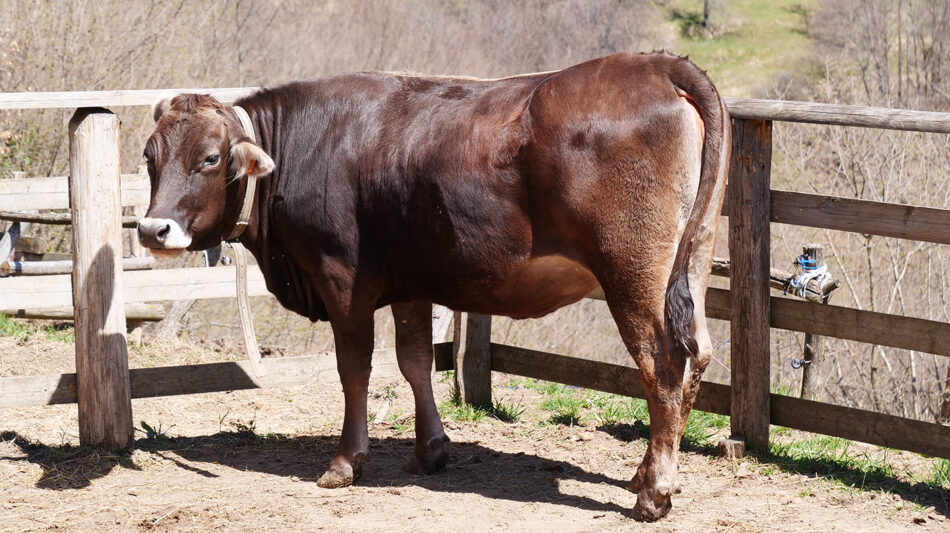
[137,217,192,256]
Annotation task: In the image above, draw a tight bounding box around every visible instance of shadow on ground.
[3,425,948,518]
[0,429,631,516]
[595,421,950,518]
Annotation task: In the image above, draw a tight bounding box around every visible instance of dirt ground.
[1,334,948,532]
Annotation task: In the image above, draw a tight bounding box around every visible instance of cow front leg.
[391,301,449,474]
[317,320,374,489]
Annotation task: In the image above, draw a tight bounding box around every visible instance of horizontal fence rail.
[724,97,950,134]
[474,344,950,459]
[2,88,950,133]
[0,172,149,210]
[721,190,950,245]
[0,265,268,309]
[0,88,256,110]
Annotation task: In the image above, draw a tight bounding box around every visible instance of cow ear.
[229,141,274,178]
[153,98,171,122]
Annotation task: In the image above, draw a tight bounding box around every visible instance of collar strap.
[227,105,258,241]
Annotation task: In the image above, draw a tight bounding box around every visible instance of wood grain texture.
[705,287,950,357]
[1,256,153,277]
[770,395,950,459]
[770,190,950,245]
[452,312,492,408]
[0,87,255,110]
[3,89,948,134]
[724,97,950,134]
[1,302,164,322]
[0,265,268,309]
[489,343,731,416]
[489,343,950,459]
[68,108,133,451]
[0,173,149,211]
[0,210,139,227]
[0,349,402,407]
[0,220,24,261]
[728,118,773,449]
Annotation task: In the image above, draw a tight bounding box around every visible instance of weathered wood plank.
[0,210,139,227]
[0,265,269,309]
[489,343,730,416]
[69,108,133,450]
[489,343,950,458]
[0,349,402,407]
[728,118,773,449]
[0,220,24,262]
[0,87,256,110]
[0,173,149,211]
[770,190,950,245]
[770,395,950,459]
[1,256,153,277]
[1,302,164,322]
[705,287,950,357]
[724,97,950,134]
[3,90,948,133]
[453,313,492,409]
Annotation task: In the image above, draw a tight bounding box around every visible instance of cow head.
[138,94,274,257]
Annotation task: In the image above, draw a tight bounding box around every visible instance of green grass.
[44,323,75,344]
[438,387,490,423]
[0,312,33,342]
[761,435,899,490]
[681,408,729,449]
[931,459,950,489]
[490,399,526,423]
[665,0,817,97]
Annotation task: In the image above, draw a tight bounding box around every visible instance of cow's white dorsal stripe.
[228,104,267,378]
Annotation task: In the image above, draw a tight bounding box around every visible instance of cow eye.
[202,154,220,168]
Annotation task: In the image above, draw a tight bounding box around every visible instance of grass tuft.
[490,399,525,423]
[931,458,950,489]
[44,322,75,344]
[0,313,33,342]
[681,409,728,449]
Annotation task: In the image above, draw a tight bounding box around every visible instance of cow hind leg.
[596,268,687,522]
[317,317,374,489]
[392,301,450,474]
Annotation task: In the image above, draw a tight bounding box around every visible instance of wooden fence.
[0,89,949,458]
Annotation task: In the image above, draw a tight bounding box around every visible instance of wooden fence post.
[452,312,492,409]
[728,118,772,450]
[69,108,133,450]
[0,172,28,263]
[799,243,830,400]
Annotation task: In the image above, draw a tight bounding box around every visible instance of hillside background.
[2,0,950,422]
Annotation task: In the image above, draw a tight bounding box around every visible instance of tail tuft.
[665,271,699,357]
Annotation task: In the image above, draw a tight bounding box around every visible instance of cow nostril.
[157,224,170,242]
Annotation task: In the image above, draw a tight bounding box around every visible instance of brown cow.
[138,52,730,520]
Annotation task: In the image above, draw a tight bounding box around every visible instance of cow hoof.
[404,434,450,475]
[317,456,364,488]
[632,491,673,522]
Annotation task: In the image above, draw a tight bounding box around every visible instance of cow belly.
[490,255,599,319]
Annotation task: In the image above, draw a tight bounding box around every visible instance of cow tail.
[662,55,731,358]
